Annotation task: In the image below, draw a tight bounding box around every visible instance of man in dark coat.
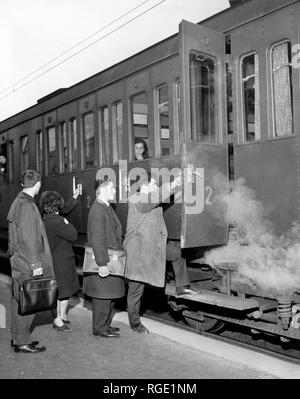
[7,169,54,353]
[83,177,125,338]
[124,173,196,334]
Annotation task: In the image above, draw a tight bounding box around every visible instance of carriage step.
[165,283,259,311]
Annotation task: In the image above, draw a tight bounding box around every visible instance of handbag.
[18,276,58,316]
[83,247,126,277]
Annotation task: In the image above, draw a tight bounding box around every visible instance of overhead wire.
[0,0,167,103]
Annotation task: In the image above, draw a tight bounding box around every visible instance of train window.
[157,85,173,156]
[47,127,57,175]
[174,79,182,153]
[58,122,68,173]
[112,101,123,163]
[271,41,293,137]
[20,135,29,175]
[241,53,261,142]
[69,118,78,171]
[130,92,150,160]
[82,113,95,169]
[190,51,218,143]
[36,131,43,173]
[99,106,110,165]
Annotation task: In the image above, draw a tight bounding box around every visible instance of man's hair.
[21,169,41,188]
[39,191,64,214]
[94,175,112,191]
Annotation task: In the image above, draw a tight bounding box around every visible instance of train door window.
[241,53,261,142]
[174,79,181,154]
[271,40,293,137]
[82,112,95,169]
[20,135,29,175]
[58,122,68,173]
[69,118,78,171]
[0,141,7,183]
[8,141,14,183]
[157,84,173,156]
[112,101,123,163]
[190,51,219,143]
[36,130,43,174]
[47,127,57,175]
[130,92,150,160]
[99,106,110,165]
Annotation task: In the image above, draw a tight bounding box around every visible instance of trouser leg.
[92,298,112,334]
[11,295,34,346]
[106,300,115,327]
[166,241,190,288]
[127,281,145,327]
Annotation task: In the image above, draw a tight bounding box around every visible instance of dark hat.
[21,169,41,188]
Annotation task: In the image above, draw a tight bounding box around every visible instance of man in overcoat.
[7,169,54,353]
[124,173,195,334]
[82,177,125,338]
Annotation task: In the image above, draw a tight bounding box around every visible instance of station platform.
[0,274,299,381]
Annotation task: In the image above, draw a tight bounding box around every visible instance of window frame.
[240,51,261,143]
[46,126,57,176]
[81,111,96,170]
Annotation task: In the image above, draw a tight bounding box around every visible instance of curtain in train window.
[158,85,173,156]
[36,131,42,173]
[131,92,150,160]
[99,106,110,165]
[8,141,14,183]
[47,127,57,175]
[271,41,293,137]
[190,51,218,143]
[241,53,261,141]
[59,122,68,173]
[112,101,123,163]
[20,135,29,175]
[69,118,78,171]
[83,113,95,169]
[174,79,181,154]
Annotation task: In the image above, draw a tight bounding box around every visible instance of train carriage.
[1,0,300,342]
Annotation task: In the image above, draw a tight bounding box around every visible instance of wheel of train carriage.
[182,311,225,333]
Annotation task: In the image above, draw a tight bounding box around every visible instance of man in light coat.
[7,170,54,353]
[124,173,195,334]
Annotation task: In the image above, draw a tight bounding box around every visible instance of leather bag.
[83,247,126,277]
[18,276,58,316]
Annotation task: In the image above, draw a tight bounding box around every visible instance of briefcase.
[83,247,126,277]
[18,276,58,316]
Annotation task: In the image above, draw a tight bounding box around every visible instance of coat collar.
[43,213,59,221]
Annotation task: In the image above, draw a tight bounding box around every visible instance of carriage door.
[180,20,229,248]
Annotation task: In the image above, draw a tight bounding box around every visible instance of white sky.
[0,0,229,122]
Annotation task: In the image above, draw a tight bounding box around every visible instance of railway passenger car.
[1,0,300,342]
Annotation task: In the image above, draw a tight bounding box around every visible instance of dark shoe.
[62,319,71,324]
[14,344,46,353]
[11,340,39,348]
[93,331,120,338]
[175,286,198,297]
[53,323,72,332]
[108,326,120,333]
[131,323,149,334]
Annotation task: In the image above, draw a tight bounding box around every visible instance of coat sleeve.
[89,208,110,266]
[57,217,78,242]
[61,196,80,217]
[18,201,42,268]
[135,183,174,214]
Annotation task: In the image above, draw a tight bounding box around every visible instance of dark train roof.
[0,0,297,131]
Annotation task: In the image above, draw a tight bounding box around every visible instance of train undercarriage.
[165,263,300,342]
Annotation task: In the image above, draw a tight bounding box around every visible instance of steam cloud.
[205,177,300,297]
